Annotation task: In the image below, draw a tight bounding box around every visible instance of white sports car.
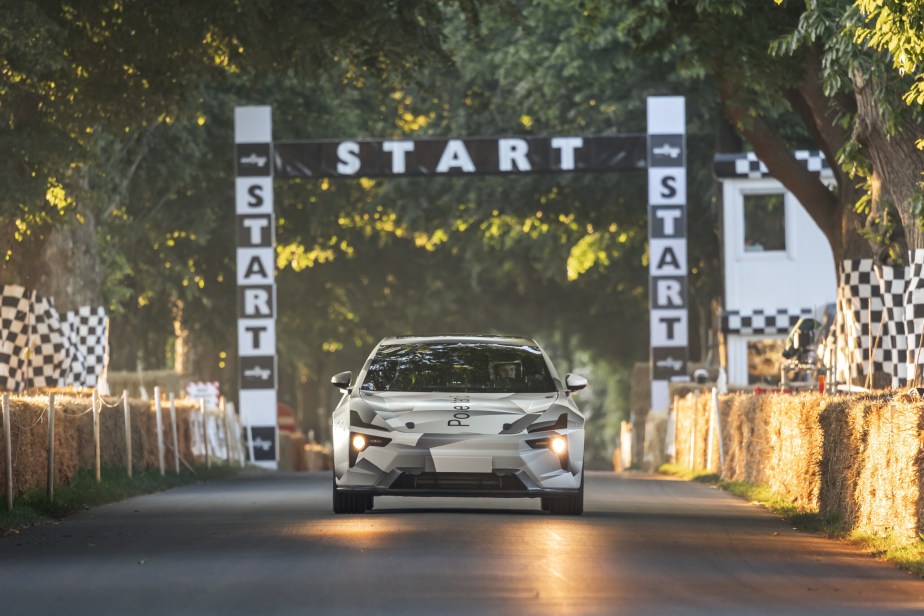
[331,335,586,515]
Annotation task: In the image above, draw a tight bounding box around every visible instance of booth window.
[743,193,786,252]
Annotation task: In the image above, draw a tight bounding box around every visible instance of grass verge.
[658,463,924,577]
[1,464,246,535]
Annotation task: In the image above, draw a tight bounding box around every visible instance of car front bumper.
[334,430,584,497]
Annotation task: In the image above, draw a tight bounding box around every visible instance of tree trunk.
[853,69,924,251]
[172,298,192,376]
[0,208,104,362]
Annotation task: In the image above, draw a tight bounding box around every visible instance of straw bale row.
[277,432,333,472]
[672,390,924,539]
[0,393,227,499]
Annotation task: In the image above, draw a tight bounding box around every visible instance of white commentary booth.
[714,152,837,386]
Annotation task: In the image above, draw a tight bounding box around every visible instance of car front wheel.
[332,475,371,514]
[542,474,584,516]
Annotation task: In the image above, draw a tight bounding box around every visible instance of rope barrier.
[97,391,127,408]
[59,404,97,418]
[11,407,49,431]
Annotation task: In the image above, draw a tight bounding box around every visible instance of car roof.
[378,334,539,347]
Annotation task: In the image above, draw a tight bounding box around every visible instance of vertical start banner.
[647,97,688,412]
[234,106,278,468]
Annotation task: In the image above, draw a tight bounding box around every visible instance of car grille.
[390,472,527,492]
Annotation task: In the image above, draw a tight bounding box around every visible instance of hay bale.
[764,393,825,510]
[278,432,306,472]
[722,394,767,483]
[818,395,868,528]
[854,395,921,539]
[303,444,332,471]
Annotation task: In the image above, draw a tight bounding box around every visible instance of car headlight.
[526,435,568,453]
[550,435,567,455]
[526,434,570,470]
[349,431,392,467]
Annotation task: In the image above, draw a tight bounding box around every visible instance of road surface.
[1,471,922,615]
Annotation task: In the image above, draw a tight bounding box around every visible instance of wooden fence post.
[712,387,725,472]
[154,386,165,476]
[200,399,211,469]
[47,393,55,502]
[93,390,101,483]
[221,398,231,464]
[3,393,12,512]
[169,393,179,474]
[688,402,697,471]
[123,391,132,479]
[706,397,715,472]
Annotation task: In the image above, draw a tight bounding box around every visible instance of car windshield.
[360,342,556,393]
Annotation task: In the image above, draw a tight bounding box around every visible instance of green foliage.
[854,0,924,106]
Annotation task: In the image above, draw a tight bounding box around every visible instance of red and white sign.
[186,381,221,411]
[278,403,297,434]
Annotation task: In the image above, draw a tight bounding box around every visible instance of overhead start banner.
[234,97,687,470]
[272,135,647,178]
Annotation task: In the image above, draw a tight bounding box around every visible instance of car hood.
[355,391,561,435]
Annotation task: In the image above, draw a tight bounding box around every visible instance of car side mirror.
[565,373,587,393]
[331,371,353,391]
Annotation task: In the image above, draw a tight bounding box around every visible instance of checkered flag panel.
[905,250,924,381]
[0,285,31,391]
[64,306,108,388]
[876,264,909,387]
[26,292,68,389]
[721,307,814,336]
[839,259,884,376]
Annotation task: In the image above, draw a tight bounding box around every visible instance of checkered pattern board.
[877,263,909,386]
[27,292,68,389]
[63,306,108,388]
[713,150,832,179]
[832,254,924,386]
[0,285,31,391]
[0,284,108,391]
[721,307,813,335]
[904,250,924,380]
[839,259,885,376]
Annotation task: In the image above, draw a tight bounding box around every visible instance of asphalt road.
[1,471,923,615]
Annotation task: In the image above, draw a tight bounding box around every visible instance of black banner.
[273,135,647,179]
[245,426,277,461]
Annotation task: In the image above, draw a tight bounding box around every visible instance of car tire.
[547,473,584,516]
[332,475,369,514]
